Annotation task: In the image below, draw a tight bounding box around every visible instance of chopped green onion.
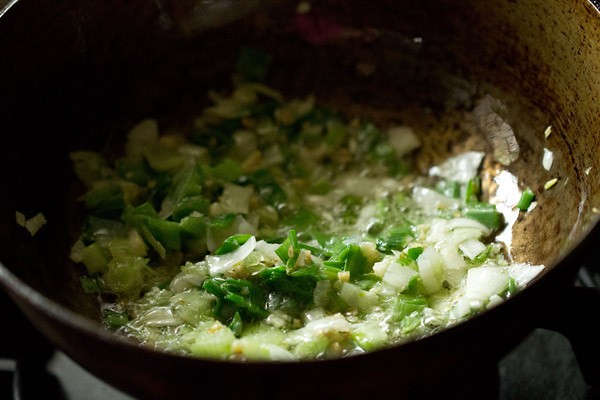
[203,277,268,324]
[275,229,300,268]
[211,158,243,182]
[145,218,182,251]
[84,185,125,216]
[103,309,129,329]
[516,187,535,211]
[249,169,287,207]
[171,196,210,221]
[463,203,502,230]
[79,276,102,294]
[80,242,109,274]
[214,234,253,255]
[406,246,424,261]
[392,295,428,323]
[544,178,558,190]
[376,226,414,253]
[229,311,244,337]
[436,180,461,199]
[465,177,481,204]
[207,213,236,229]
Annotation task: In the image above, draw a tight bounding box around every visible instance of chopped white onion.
[254,240,283,263]
[412,187,461,214]
[22,212,47,236]
[206,236,257,276]
[459,238,487,260]
[446,218,490,235]
[340,282,379,309]
[493,170,521,208]
[429,151,485,183]
[486,294,505,310]
[263,344,297,361]
[443,268,467,289]
[382,262,417,292]
[508,263,545,288]
[303,308,326,323]
[417,247,443,294]
[451,297,473,319]
[372,256,393,278]
[542,148,554,171]
[169,265,207,292]
[303,313,351,334]
[217,183,254,215]
[437,242,466,270]
[387,126,421,157]
[139,307,181,327]
[464,266,510,302]
[426,219,449,243]
[126,119,159,162]
[69,239,85,263]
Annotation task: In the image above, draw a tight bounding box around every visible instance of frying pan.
[1,0,600,398]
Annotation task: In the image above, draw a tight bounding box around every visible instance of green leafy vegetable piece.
[463,202,502,230]
[275,229,300,268]
[171,195,210,221]
[506,277,518,296]
[298,242,333,259]
[516,187,535,211]
[282,208,319,230]
[84,184,125,216]
[211,158,242,182]
[115,159,151,186]
[229,311,244,337]
[122,204,182,251]
[207,213,237,229]
[69,151,111,188]
[325,119,347,148]
[202,277,268,324]
[191,119,239,150]
[339,195,362,224]
[145,218,182,251]
[342,244,369,277]
[353,273,381,291]
[80,242,109,274]
[259,266,317,306]
[80,275,103,294]
[376,226,414,253]
[436,180,461,199]
[326,244,370,278]
[249,169,287,207]
[465,177,481,204]
[406,246,424,261]
[103,309,129,329]
[392,295,428,323]
[179,214,207,239]
[214,234,253,255]
[104,257,147,297]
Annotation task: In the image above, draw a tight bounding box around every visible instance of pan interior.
[0,0,598,328]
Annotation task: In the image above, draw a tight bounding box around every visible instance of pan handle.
[538,281,600,390]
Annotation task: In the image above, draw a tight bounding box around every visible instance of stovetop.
[1,267,599,400]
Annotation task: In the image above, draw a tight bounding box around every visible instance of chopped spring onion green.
[516,187,535,211]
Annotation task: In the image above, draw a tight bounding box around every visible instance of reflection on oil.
[490,170,522,260]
